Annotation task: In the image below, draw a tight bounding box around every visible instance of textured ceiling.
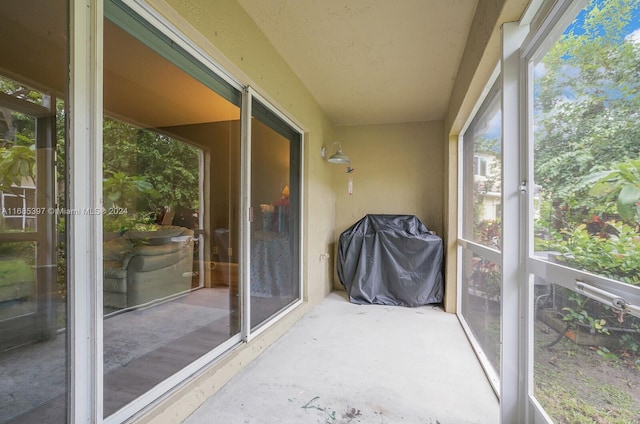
[237,0,479,126]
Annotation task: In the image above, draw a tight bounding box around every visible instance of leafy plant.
[562,293,610,335]
[102,213,154,233]
[103,171,158,210]
[0,144,36,193]
[619,333,639,355]
[473,219,501,249]
[551,221,640,285]
[585,157,640,223]
[596,346,618,361]
[469,257,501,300]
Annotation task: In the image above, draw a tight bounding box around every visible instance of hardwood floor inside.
[4,281,302,422]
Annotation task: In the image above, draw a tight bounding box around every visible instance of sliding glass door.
[0,1,304,421]
[100,2,302,419]
[461,3,640,422]
[102,2,243,418]
[526,1,640,421]
[248,96,302,332]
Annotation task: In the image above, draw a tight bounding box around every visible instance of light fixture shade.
[327,142,350,164]
[328,149,350,164]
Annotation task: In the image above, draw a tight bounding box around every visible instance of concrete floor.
[183,291,499,424]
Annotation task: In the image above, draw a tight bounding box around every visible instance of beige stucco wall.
[137,0,336,422]
[332,122,445,290]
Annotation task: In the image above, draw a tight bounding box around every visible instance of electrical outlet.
[213,246,219,255]
[227,247,233,257]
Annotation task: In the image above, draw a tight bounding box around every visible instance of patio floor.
[183,291,499,424]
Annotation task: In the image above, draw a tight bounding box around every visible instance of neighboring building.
[474,153,501,223]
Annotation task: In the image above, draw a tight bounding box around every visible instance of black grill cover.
[337,214,443,307]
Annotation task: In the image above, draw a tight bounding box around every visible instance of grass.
[536,368,637,423]
[534,321,640,424]
[0,259,34,287]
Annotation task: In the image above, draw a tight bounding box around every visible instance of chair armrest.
[122,237,193,269]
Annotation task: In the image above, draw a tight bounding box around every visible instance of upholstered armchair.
[103,225,194,310]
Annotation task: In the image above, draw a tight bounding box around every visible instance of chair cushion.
[103,238,134,262]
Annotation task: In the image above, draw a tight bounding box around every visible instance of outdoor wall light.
[322,141,350,164]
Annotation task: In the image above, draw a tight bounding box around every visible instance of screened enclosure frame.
[458,0,640,422]
[456,67,503,397]
[521,0,640,422]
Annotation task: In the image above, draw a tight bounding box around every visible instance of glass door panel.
[249,98,301,331]
[102,4,242,417]
[0,0,68,420]
[529,1,640,421]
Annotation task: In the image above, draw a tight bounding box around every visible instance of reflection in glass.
[0,0,68,421]
[102,13,241,416]
[533,282,640,422]
[460,249,501,375]
[532,0,640,286]
[250,102,301,330]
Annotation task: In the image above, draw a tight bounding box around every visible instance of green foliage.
[0,259,34,286]
[473,219,501,249]
[562,293,611,335]
[620,333,639,354]
[103,171,158,209]
[533,2,640,327]
[102,215,160,233]
[596,346,618,360]
[586,157,640,222]
[470,257,501,300]
[535,373,638,424]
[0,111,201,233]
[535,0,640,214]
[552,221,640,285]
[0,77,44,105]
[0,89,38,194]
[102,117,200,216]
[0,144,36,192]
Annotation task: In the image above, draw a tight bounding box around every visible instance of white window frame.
[500,19,530,424]
[0,186,37,230]
[455,2,538,423]
[69,0,104,421]
[519,1,588,423]
[474,155,488,177]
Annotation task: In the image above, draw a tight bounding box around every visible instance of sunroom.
[1,0,640,423]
